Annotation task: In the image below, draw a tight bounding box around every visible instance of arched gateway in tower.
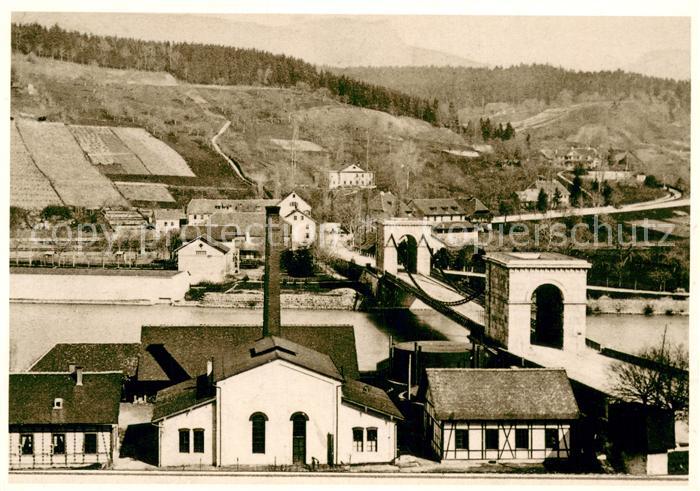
[376,219,434,276]
[484,252,591,356]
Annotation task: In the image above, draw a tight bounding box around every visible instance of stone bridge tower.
[484,252,591,357]
[376,219,433,276]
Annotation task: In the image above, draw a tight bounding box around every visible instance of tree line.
[11,22,439,124]
[334,64,690,111]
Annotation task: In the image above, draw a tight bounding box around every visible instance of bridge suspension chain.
[398,244,484,307]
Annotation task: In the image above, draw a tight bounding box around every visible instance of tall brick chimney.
[262,206,282,337]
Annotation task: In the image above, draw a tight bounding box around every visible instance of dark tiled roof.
[138,325,359,382]
[425,368,579,421]
[342,379,403,420]
[408,198,465,217]
[187,198,277,215]
[175,235,230,254]
[9,372,123,425]
[151,377,215,422]
[215,336,342,382]
[456,197,490,216]
[30,343,140,377]
[368,192,411,219]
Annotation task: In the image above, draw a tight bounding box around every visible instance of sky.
[9,11,691,77]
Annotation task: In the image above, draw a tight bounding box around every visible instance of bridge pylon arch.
[376,219,433,276]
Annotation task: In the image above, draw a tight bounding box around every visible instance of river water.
[9,303,687,373]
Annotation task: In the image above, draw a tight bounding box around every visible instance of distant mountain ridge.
[12,12,486,68]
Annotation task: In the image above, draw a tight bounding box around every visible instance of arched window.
[290,412,308,464]
[250,412,268,454]
[530,284,564,349]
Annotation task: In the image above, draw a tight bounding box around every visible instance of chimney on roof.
[262,206,282,338]
[74,366,83,386]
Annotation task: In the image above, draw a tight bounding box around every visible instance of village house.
[405,198,467,222]
[151,206,402,467]
[328,164,375,190]
[175,235,239,284]
[318,223,351,247]
[152,209,186,234]
[277,191,312,218]
[565,147,601,169]
[517,179,571,209]
[187,198,277,226]
[9,369,123,469]
[456,197,492,225]
[421,368,579,462]
[282,208,316,249]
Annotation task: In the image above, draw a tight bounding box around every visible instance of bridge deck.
[395,272,485,326]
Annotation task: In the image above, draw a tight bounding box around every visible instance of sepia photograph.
[5,1,694,486]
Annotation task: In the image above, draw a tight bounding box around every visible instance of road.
[492,187,687,224]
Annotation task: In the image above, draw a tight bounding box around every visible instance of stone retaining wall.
[588,295,688,315]
[201,288,357,310]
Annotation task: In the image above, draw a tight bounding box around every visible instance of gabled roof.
[424,368,579,421]
[175,235,230,254]
[151,377,215,422]
[408,198,465,217]
[283,208,316,223]
[215,336,343,382]
[153,209,186,221]
[335,164,368,173]
[368,191,411,218]
[524,179,570,197]
[9,372,123,425]
[30,343,140,377]
[456,197,490,216]
[342,379,403,420]
[138,325,359,382]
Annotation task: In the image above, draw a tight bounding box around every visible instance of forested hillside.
[333,65,690,122]
[11,22,440,124]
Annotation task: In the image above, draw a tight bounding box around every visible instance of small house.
[153,209,186,234]
[9,369,123,469]
[406,198,467,223]
[176,235,238,284]
[517,180,570,208]
[278,191,312,218]
[282,208,316,249]
[421,368,579,462]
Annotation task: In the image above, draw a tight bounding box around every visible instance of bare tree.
[610,336,689,413]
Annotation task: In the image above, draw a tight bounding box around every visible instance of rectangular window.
[367,428,378,452]
[193,429,205,453]
[179,429,190,453]
[455,429,469,450]
[20,434,33,455]
[515,428,529,450]
[84,433,98,454]
[352,427,363,452]
[52,433,66,455]
[485,429,499,450]
[545,428,559,450]
[195,250,206,256]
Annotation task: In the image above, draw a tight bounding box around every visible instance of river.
[9,303,687,373]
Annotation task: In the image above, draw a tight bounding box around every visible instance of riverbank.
[588,295,688,316]
[199,288,358,310]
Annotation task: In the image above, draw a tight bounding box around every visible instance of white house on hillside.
[176,235,238,284]
[153,209,186,234]
[328,164,374,190]
[152,336,402,467]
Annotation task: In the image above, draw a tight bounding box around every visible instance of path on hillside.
[211,120,255,186]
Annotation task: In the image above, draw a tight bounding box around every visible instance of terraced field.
[10,121,63,209]
[15,119,127,208]
[114,182,175,203]
[69,125,150,174]
[112,127,195,177]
